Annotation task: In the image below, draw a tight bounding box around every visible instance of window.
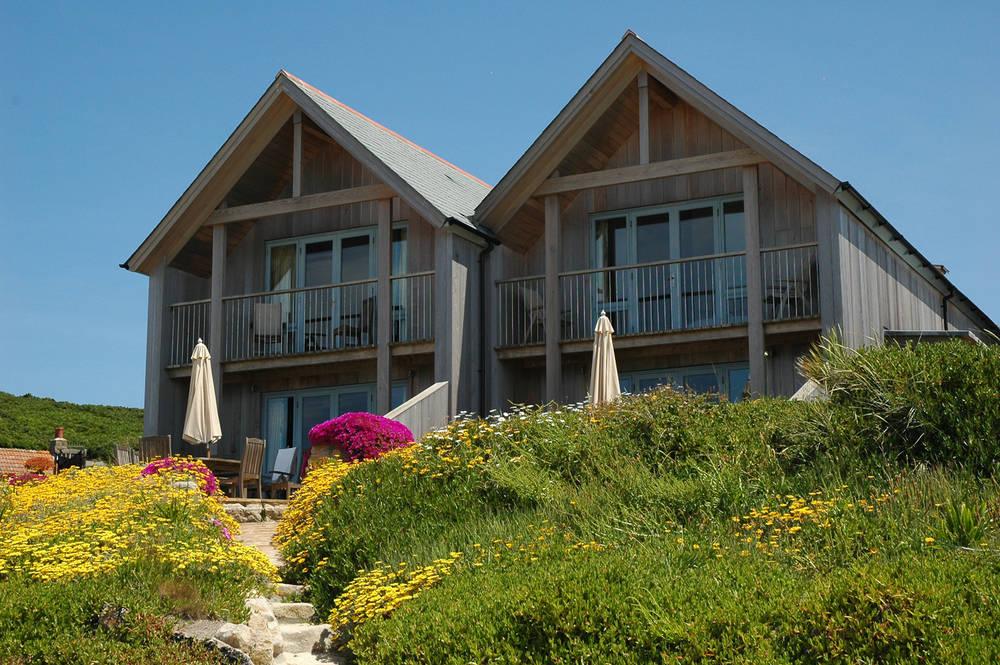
[618,362,750,402]
[591,196,746,334]
[262,380,408,480]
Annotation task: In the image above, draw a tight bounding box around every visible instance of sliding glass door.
[262,385,375,481]
[592,196,745,334]
[266,229,376,353]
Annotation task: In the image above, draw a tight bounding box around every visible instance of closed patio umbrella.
[588,311,621,406]
[182,338,222,450]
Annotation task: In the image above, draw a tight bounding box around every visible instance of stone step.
[274,651,345,664]
[273,602,317,624]
[271,583,305,600]
[280,623,332,655]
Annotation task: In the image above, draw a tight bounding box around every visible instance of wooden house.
[124,32,996,465]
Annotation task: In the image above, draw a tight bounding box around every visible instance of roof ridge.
[280,70,492,190]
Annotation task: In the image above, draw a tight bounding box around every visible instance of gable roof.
[124,72,491,274]
[281,72,491,227]
[473,30,839,232]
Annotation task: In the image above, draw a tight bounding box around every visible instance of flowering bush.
[140,456,218,496]
[22,455,54,474]
[308,412,413,462]
[1,472,47,487]
[0,464,276,583]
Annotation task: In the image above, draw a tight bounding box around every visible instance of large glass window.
[618,362,749,402]
[592,196,746,334]
[262,381,407,480]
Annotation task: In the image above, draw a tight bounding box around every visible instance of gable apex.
[472,33,840,232]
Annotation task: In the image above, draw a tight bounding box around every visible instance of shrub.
[22,456,54,474]
[800,335,1000,473]
[141,456,219,496]
[308,412,413,462]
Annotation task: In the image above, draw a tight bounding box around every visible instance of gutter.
[834,181,998,335]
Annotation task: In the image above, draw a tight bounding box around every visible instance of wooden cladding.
[206,183,396,225]
[534,148,762,197]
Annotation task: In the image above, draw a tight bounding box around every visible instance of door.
[333,231,376,348]
[300,239,335,352]
[593,215,630,334]
[262,384,377,481]
[675,204,717,328]
[263,395,294,482]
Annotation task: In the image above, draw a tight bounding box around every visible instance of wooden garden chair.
[218,437,265,499]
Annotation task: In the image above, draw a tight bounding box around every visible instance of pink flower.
[141,457,218,496]
[308,412,413,462]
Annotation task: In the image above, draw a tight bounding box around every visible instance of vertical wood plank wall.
[832,206,946,347]
[497,99,817,278]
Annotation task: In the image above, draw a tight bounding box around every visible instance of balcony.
[167,271,434,368]
[496,243,818,349]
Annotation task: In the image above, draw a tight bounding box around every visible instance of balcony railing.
[222,279,377,362]
[762,243,819,321]
[391,271,434,344]
[496,243,819,348]
[496,276,546,348]
[166,272,436,367]
[560,252,748,342]
[168,300,210,367]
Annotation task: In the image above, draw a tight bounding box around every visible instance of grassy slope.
[0,391,143,460]
[284,339,1000,664]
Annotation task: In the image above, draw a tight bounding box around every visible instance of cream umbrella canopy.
[588,311,621,406]
[182,338,222,448]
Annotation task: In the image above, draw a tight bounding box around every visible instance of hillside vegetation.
[0,392,143,461]
[279,338,1000,664]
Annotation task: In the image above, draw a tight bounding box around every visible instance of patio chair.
[218,437,265,499]
[333,295,376,348]
[139,435,171,463]
[253,302,284,355]
[265,446,300,499]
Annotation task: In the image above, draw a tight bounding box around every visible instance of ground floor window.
[619,362,749,402]
[262,381,407,479]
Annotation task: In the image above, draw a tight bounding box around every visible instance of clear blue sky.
[2,1,998,407]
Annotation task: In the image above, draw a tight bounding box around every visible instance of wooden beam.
[637,71,650,165]
[544,195,562,404]
[206,183,395,225]
[743,165,765,397]
[292,111,302,197]
[209,224,227,405]
[534,148,761,197]
[376,199,392,414]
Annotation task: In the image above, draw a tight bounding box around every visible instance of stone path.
[237,520,283,568]
[179,512,345,663]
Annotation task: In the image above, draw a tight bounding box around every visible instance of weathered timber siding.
[832,206,945,347]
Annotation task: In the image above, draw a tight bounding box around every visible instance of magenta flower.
[308,412,413,462]
[141,457,218,496]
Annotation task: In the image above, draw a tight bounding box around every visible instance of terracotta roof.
[0,448,50,475]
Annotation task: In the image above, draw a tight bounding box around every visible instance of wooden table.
[194,457,241,474]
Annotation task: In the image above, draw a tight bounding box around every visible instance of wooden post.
[544,195,562,404]
[292,111,302,198]
[814,189,841,335]
[637,71,650,165]
[376,199,392,414]
[209,223,227,404]
[743,166,765,396]
[143,259,167,436]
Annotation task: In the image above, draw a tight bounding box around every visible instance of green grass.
[283,339,1000,663]
[0,563,249,664]
[0,391,143,461]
